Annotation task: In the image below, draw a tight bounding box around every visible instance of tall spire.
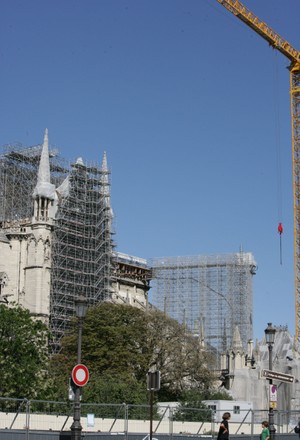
[101,151,111,201]
[102,151,107,169]
[101,151,109,195]
[100,151,114,229]
[232,325,243,351]
[32,129,56,200]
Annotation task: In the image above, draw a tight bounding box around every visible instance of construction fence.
[0,397,299,440]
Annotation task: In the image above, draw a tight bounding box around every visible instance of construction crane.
[216,0,300,341]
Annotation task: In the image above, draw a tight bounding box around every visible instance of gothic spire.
[32,129,56,200]
[232,325,243,351]
[101,151,109,195]
[101,151,111,203]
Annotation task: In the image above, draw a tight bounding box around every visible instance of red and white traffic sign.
[72,364,89,387]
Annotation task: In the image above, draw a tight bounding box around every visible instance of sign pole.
[71,317,83,440]
[147,370,161,440]
[150,390,154,440]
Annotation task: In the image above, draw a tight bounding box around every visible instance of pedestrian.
[261,421,270,440]
[217,412,231,440]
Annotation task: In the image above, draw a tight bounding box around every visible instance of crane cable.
[274,52,284,264]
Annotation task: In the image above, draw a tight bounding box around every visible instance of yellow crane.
[216,0,300,340]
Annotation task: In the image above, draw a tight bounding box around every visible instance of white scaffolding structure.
[50,159,114,351]
[0,143,114,352]
[150,252,257,358]
[0,143,67,223]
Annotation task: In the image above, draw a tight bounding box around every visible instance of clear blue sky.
[1,0,300,342]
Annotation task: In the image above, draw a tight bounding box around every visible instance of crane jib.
[216,0,300,341]
[217,0,300,64]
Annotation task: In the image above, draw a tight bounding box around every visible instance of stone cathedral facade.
[0,130,151,351]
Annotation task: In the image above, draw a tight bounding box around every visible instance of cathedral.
[0,130,150,352]
[219,324,300,416]
[2,130,300,415]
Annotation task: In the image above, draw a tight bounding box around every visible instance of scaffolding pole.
[150,253,257,362]
[0,143,114,353]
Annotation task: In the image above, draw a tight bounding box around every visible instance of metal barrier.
[0,398,298,439]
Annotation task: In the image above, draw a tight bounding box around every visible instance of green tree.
[146,309,216,400]
[83,372,150,419]
[49,303,216,405]
[0,304,49,399]
[48,303,151,403]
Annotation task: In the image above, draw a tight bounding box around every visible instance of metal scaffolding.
[0,143,67,223]
[0,143,114,352]
[150,252,257,358]
[50,159,114,351]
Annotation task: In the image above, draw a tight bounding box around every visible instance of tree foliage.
[0,304,49,399]
[146,310,216,400]
[49,303,216,404]
[173,389,233,421]
[48,303,151,403]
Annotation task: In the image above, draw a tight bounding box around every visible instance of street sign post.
[262,369,294,383]
[72,364,89,387]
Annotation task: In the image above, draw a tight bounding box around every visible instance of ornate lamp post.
[265,322,276,440]
[71,295,88,440]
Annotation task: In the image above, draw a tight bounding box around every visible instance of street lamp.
[147,370,161,440]
[71,295,88,440]
[265,322,276,440]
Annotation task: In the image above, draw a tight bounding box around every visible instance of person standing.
[294,420,300,435]
[261,421,270,440]
[217,412,231,440]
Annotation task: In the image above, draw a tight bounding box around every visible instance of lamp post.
[71,295,88,440]
[265,322,276,440]
[147,370,161,440]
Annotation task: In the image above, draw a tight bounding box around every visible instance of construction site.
[2,2,300,431]
[151,253,257,356]
[0,135,259,358]
[0,139,114,352]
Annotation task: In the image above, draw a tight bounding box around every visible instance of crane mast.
[216,0,300,341]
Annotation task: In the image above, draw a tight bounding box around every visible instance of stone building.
[112,252,151,310]
[0,130,150,351]
[220,324,300,416]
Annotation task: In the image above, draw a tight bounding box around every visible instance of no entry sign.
[72,364,89,387]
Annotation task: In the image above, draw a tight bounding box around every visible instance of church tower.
[22,129,56,321]
[0,130,58,321]
[32,128,56,223]
[0,130,143,352]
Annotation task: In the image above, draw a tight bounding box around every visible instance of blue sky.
[1,0,300,342]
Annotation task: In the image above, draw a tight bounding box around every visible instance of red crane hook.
[278,222,283,265]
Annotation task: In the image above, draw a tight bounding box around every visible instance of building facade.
[220,324,300,417]
[112,252,152,310]
[0,130,150,351]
